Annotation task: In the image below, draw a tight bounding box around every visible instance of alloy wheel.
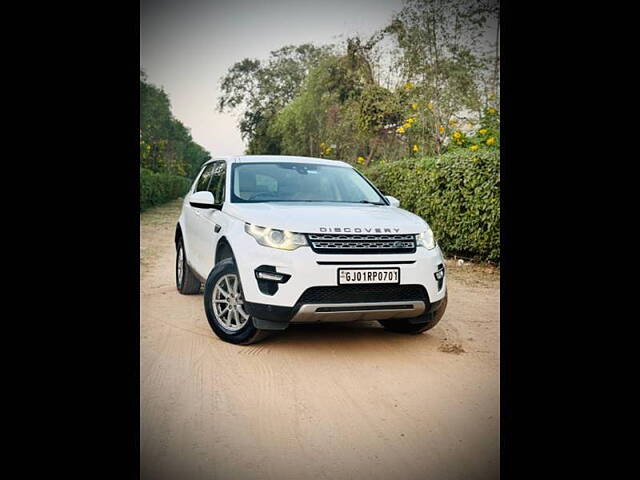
[212,274,250,331]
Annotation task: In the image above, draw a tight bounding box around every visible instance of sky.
[140,0,405,157]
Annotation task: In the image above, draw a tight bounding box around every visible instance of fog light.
[254,266,291,284]
[256,271,285,282]
[434,269,445,281]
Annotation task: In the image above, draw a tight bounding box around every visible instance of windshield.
[230,163,387,204]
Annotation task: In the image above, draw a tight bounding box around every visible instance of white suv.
[175,155,447,344]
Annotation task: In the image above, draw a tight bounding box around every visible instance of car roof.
[205,155,352,168]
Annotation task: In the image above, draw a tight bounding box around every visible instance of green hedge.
[362,149,500,262]
[140,168,192,211]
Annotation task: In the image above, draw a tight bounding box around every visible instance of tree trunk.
[365,137,379,166]
[432,15,441,157]
[493,13,500,100]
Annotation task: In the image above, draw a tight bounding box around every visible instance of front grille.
[296,284,429,305]
[307,233,416,254]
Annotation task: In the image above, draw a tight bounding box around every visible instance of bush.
[361,149,500,262]
[140,168,192,211]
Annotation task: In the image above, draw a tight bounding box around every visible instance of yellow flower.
[404,81,414,90]
[479,128,488,135]
[487,107,497,115]
[439,126,445,134]
[452,131,462,140]
[486,137,496,145]
[407,117,415,124]
[357,156,365,164]
[469,145,479,151]
[325,147,332,154]
[411,103,418,110]
[412,144,419,152]
[403,123,411,130]
[397,126,405,134]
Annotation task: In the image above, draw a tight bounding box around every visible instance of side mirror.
[189,191,216,208]
[385,195,400,208]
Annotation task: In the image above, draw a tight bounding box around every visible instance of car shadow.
[256,321,441,351]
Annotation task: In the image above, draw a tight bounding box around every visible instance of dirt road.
[140,200,500,480]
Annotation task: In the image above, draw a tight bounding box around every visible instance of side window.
[207,161,227,204]
[195,164,214,192]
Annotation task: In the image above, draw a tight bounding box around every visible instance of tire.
[203,257,270,345]
[176,239,202,294]
[379,293,448,334]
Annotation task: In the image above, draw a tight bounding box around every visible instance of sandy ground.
[140,199,500,480]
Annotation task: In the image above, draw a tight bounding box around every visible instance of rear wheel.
[176,239,201,294]
[204,258,270,345]
[379,293,448,334]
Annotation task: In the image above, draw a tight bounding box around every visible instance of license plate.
[338,268,400,285]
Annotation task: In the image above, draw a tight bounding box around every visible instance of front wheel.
[203,258,270,345]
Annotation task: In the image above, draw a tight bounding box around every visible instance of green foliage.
[266,49,408,163]
[217,44,332,153]
[140,70,209,209]
[357,85,402,135]
[267,55,361,158]
[140,70,210,178]
[386,0,498,156]
[447,106,500,151]
[140,168,192,212]
[216,0,498,166]
[362,149,500,262]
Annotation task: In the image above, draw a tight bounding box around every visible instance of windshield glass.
[230,163,386,204]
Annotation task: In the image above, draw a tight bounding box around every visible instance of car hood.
[223,202,429,234]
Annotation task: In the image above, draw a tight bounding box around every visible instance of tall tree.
[217,44,331,153]
[387,0,498,154]
[140,70,210,177]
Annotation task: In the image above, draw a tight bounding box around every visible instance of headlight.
[244,223,308,250]
[416,227,436,249]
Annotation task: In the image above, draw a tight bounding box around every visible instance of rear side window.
[195,164,214,192]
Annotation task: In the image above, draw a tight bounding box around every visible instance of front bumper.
[245,294,448,330]
[231,225,447,327]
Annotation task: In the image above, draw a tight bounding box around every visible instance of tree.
[215,1,499,163]
[140,70,210,177]
[217,44,331,153]
[357,84,403,165]
[387,0,498,155]
[267,34,406,164]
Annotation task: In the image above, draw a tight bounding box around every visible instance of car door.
[190,160,227,277]
[183,162,215,276]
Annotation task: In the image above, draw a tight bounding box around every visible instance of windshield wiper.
[356,200,385,205]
